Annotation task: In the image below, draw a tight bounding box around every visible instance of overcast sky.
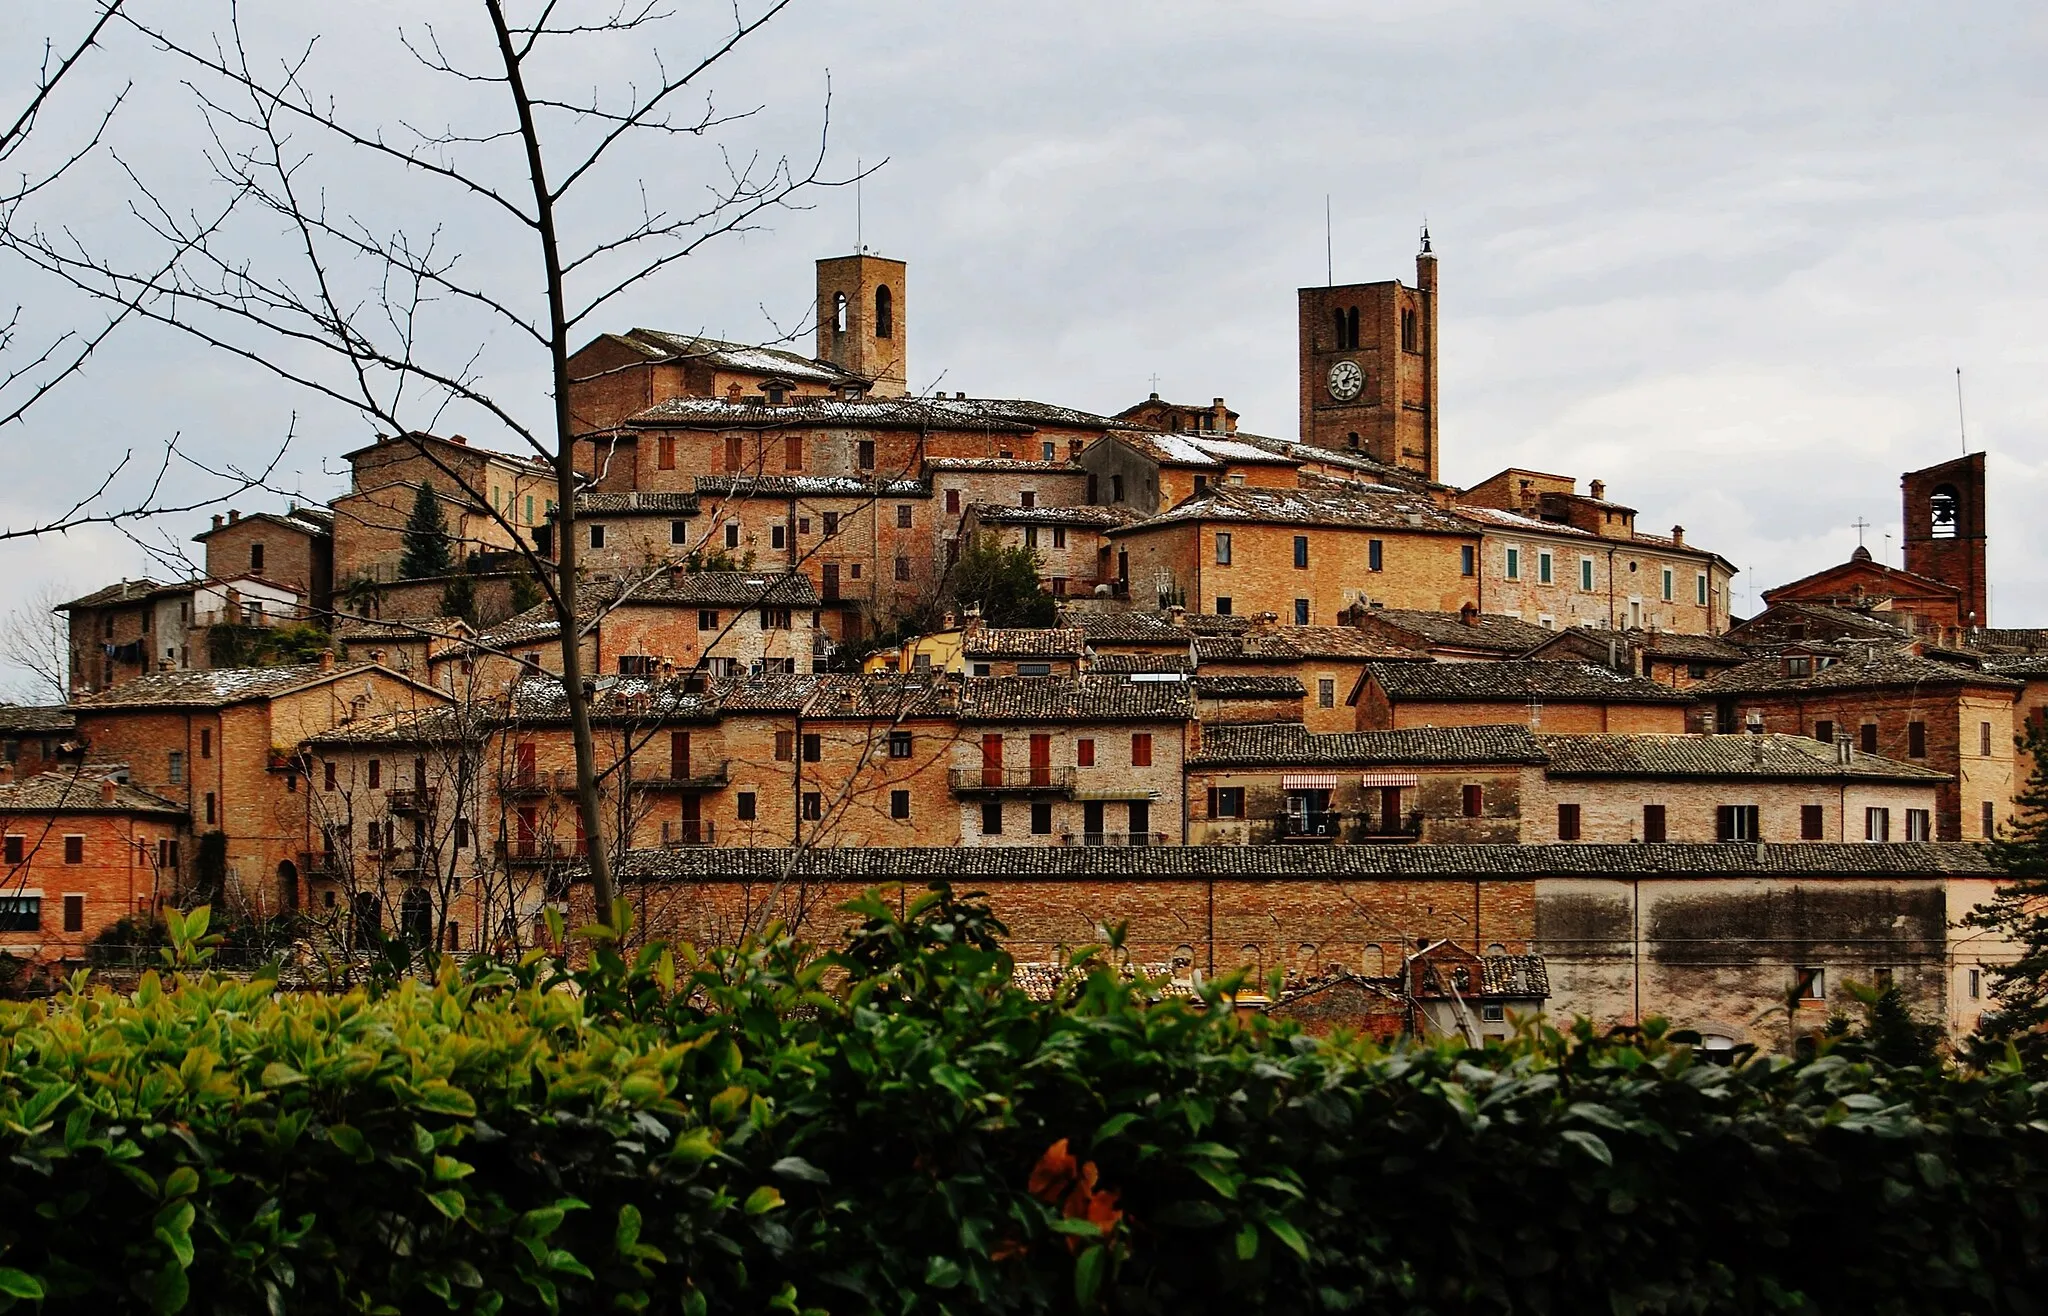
[4,1,2045,685]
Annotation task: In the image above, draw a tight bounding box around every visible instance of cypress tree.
[399,481,453,579]
[1966,720,2048,1064]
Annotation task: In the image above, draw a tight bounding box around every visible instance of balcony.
[1061,831,1168,848]
[298,851,343,881]
[386,787,439,814]
[660,819,716,847]
[948,766,1077,794]
[1277,811,1342,843]
[500,769,569,797]
[636,761,731,792]
[1356,810,1424,844]
[493,836,584,866]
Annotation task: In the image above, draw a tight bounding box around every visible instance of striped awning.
[1281,773,1340,791]
[1073,788,1159,802]
[1358,772,1419,788]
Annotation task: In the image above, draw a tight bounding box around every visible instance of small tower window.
[1401,307,1418,352]
[832,291,847,335]
[1930,483,1960,538]
[874,284,893,339]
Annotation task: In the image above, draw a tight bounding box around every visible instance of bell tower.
[1296,235,1438,480]
[816,253,908,397]
[1902,452,1988,626]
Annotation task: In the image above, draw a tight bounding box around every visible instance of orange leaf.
[1028,1139,1079,1203]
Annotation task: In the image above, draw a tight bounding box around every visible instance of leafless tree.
[0,580,72,703]
[6,1,856,923]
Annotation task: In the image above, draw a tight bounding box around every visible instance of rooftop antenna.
[1883,531,1893,566]
[1324,194,1332,286]
[856,157,863,253]
[1955,366,1968,455]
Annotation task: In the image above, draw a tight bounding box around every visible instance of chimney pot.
[227,509,240,523]
[211,514,224,530]
[100,777,117,805]
[1671,524,1685,546]
[1460,601,1480,627]
[1589,479,1606,501]
[318,650,336,671]
[448,434,468,446]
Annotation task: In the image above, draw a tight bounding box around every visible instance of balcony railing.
[660,819,716,847]
[493,836,584,864]
[1277,811,1343,842]
[1061,831,1168,848]
[948,766,1077,794]
[386,787,439,814]
[500,769,568,796]
[637,761,731,791]
[1356,810,1424,843]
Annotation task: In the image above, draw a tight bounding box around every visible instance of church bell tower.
[816,253,908,397]
[1296,235,1438,480]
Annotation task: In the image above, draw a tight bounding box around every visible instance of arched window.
[1346,307,1359,349]
[874,284,893,339]
[1401,307,1418,352]
[832,291,847,335]
[1363,943,1386,976]
[1332,307,1347,350]
[1930,483,1960,538]
[1346,431,1360,449]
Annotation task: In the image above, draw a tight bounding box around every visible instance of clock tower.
[1296,236,1438,481]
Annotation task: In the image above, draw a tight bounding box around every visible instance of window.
[773,732,794,762]
[1017,799,1047,835]
[1293,599,1310,625]
[981,799,1003,835]
[1052,527,1067,549]
[1929,483,1960,538]
[250,542,266,573]
[1018,662,1051,677]
[589,523,606,549]
[1661,567,1673,601]
[888,730,913,759]
[1794,967,1824,1001]
[801,793,823,822]
[1505,547,1520,580]
[1293,536,1309,569]
[1801,804,1825,840]
[1539,551,1554,584]
[1214,597,1232,616]
[1907,721,1926,758]
[62,835,83,864]
[1981,721,1993,756]
[801,733,822,763]
[200,729,212,759]
[1906,809,1931,841]
[894,556,912,582]
[1461,784,1483,817]
[760,608,792,630]
[1715,804,1760,841]
[1984,800,1997,837]
[723,436,744,472]
[1208,787,1245,819]
[618,655,656,676]
[368,759,381,788]
[857,440,875,471]
[943,488,961,516]
[785,436,803,471]
[1317,678,1335,708]
[657,435,676,470]
[736,792,757,822]
[1814,719,1834,746]
[1077,738,1095,767]
[1215,532,1232,566]
[1110,474,1124,503]
[698,609,720,631]
[1043,441,1057,462]
[1696,573,1708,607]
[1581,558,1595,592]
[770,524,787,550]
[1970,968,1982,1000]
[1461,545,1475,577]
[455,818,470,849]
[168,751,185,785]
[1642,804,1667,843]
[897,504,913,529]
[2,835,20,864]
[1024,526,1038,550]
[874,284,893,338]
[1557,804,1581,841]
[890,789,910,820]
[1401,306,1418,352]
[1368,539,1383,571]
[1860,723,1878,754]
[1131,733,1153,768]
[205,792,217,824]
[1865,807,1891,842]
[832,290,848,333]
[1786,656,1812,677]
[62,894,83,933]
[0,897,39,932]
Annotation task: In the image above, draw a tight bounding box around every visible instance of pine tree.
[399,481,453,579]
[439,567,477,624]
[1965,720,2048,1065]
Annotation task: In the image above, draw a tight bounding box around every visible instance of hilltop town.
[3,241,2039,1052]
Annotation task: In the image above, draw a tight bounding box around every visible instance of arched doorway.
[351,893,381,950]
[400,887,433,948]
[275,859,299,914]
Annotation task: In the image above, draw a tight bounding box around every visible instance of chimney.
[0,763,12,785]
[1167,603,1186,623]
[725,383,742,402]
[1837,736,1853,764]
[1671,525,1684,546]
[318,650,336,672]
[955,391,967,401]
[1589,479,1606,501]
[1211,397,1230,432]
[1459,601,1480,627]
[211,514,225,530]
[100,777,117,805]
[227,509,241,524]
[367,648,385,665]
[448,434,468,446]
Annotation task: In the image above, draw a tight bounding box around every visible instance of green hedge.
[1,892,2046,1314]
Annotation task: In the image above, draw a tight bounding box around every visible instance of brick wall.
[0,807,182,962]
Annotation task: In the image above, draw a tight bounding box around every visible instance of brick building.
[1297,239,1439,479]
[0,706,75,779]
[332,432,555,588]
[1190,624,1428,733]
[57,579,196,696]
[957,505,1127,597]
[1354,659,1694,733]
[0,767,186,964]
[193,506,334,615]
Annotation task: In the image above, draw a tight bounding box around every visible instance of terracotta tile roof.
[1353,608,1557,655]
[692,474,926,498]
[1090,653,1192,674]
[1968,629,2048,655]
[1115,432,1301,468]
[330,617,470,644]
[473,572,818,648]
[503,675,723,724]
[957,675,1192,722]
[190,508,333,542]
[605,329,862,386]
[300,707,482,745]
[1068,610,1251,645]
[576,491,702,515]
[1692,653,2024,697]
[55,578,197,611]
[607,841,1997,882]
[1191,674,1302,699]
[1536,733,1951,782]
[1983,655,2048,679]
[1412,955,1552,1000]
[1195,626,1427,663]
[71,663,377,709]
[963,504,1131,529]
[0,706,74,735]
[1368,659,1693,704]
[1451,503,1601,539]
[628,393,1136,435]
[795,675,958,721]
[1243,436,1452,491]
[0,768,183,815]
[1191,722,1546,767]
[1639,631,1751,662]
[1114,482,1470,535]
[712,673,832,713]
[962,628,1089,659]
[1010,961,1195,1002]
[925,457,1086,474]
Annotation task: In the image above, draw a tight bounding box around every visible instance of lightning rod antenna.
[856,157,863,253]
[1325,195,1332,286]
[1955,367,1968,455]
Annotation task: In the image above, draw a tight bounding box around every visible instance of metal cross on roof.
[1850,517,1872,547]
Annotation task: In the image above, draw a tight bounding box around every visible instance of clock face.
[1327,359,1364,403]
